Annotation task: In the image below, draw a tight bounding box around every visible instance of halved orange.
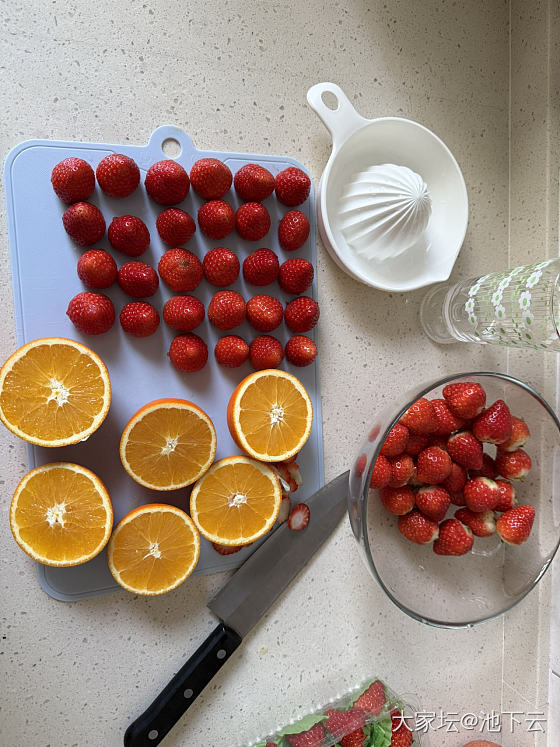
[227,369,313,462]
[10,462,113,567]
[119,399,216,491]
[107,504,200,595]
[190,455,282,545]
[0,337,111,447]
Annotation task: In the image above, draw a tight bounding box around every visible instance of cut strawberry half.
[211,542,243,555]
[288,503,310,531]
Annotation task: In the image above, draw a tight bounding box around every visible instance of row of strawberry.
[52,153,310,207]
[76,246,314,295]
[369,382,535,554]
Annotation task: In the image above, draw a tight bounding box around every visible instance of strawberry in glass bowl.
[349,372,560,628]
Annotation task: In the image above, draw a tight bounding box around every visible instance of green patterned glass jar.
[420,259,560,350]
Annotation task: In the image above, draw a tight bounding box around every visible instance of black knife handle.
[123,623,242,747]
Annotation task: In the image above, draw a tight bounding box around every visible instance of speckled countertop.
[0,2,557,746]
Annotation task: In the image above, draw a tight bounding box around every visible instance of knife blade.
[123,470,349,747]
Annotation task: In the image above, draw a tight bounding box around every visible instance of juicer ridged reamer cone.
[339,163,432,261]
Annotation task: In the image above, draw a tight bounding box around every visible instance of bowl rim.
[359,370,560,629]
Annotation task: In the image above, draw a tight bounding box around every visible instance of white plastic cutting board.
[3,125,323,601]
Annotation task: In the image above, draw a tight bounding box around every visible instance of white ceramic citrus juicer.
[307,82,469,292]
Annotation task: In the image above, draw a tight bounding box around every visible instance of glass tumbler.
[420,258,560,350]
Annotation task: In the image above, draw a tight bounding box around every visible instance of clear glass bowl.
[348,372,560,628]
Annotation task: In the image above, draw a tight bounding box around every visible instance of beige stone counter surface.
[0,2,556,746]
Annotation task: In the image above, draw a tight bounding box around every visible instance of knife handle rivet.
[216,649,227,660]
[148,730,159,741]
[184,688,193,699]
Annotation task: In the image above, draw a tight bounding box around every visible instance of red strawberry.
[415,485,451,521]
[285,336,317,367]
[431,398,465,434]
[325,709,366,740]
[473,400,513,444]
[233,163,274,202]
[208,290,246,330]
[354,679,386,716]
[163,296,205,332]
[158,249,203,292]
[189,158,232,199]
[246,295,283,332]
[168,333,208,372]
[66,291,115,334]
[288,503,310,530]
[380,423,409,457]
[145,160,190,205]
[242,248,280,286]
[369,455,392,489]
[51,157,95,203]
[398,510,439,544]
[108,215,150,257]
[500,416,531,452]
[433,518,473,556]
[198,199,236,239]
[119,301,160,337]
[285,296,320,333]
[203,248,240,287]
[214,335,249,368]
[429,435,449,451]
[495,479,516,512]
[442,462,467,494]
[279,258,314,294]
[77,249,117,289]
[249,335,284,369]
[340,730,365,747]
[416,446,452,484]
[156,208,196,246]
[442,381,486,419]
[285,722,325,747]
[469,453,497,480]
[117,261,159,298]
[380,485,415,515]
[464,477,499,512]
[278,210,310,251]
[454,508,496,537]
[62,202,105,246]
[211,542,243,555]
[95,154,139,198]
[496,505,535,545]
[404,434,429,456]
[390,711,413,747]
[275,167,311,206]
[450,491,467,507]
[495,448,532,479]
[400,397,436,434]
[447,431,484,470]
[388,455,415,487]
[236,202,271,241]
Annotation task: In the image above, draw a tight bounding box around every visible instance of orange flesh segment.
[0,341,108,443]
[191,458,281,544]
[237,374,311,457]
[11,465,112,565]
[122,404,215,489]
[109,508,199,594]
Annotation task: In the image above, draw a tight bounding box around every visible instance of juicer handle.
[307,82,369,150]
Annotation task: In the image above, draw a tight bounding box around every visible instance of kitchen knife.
[123,469,349,747]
